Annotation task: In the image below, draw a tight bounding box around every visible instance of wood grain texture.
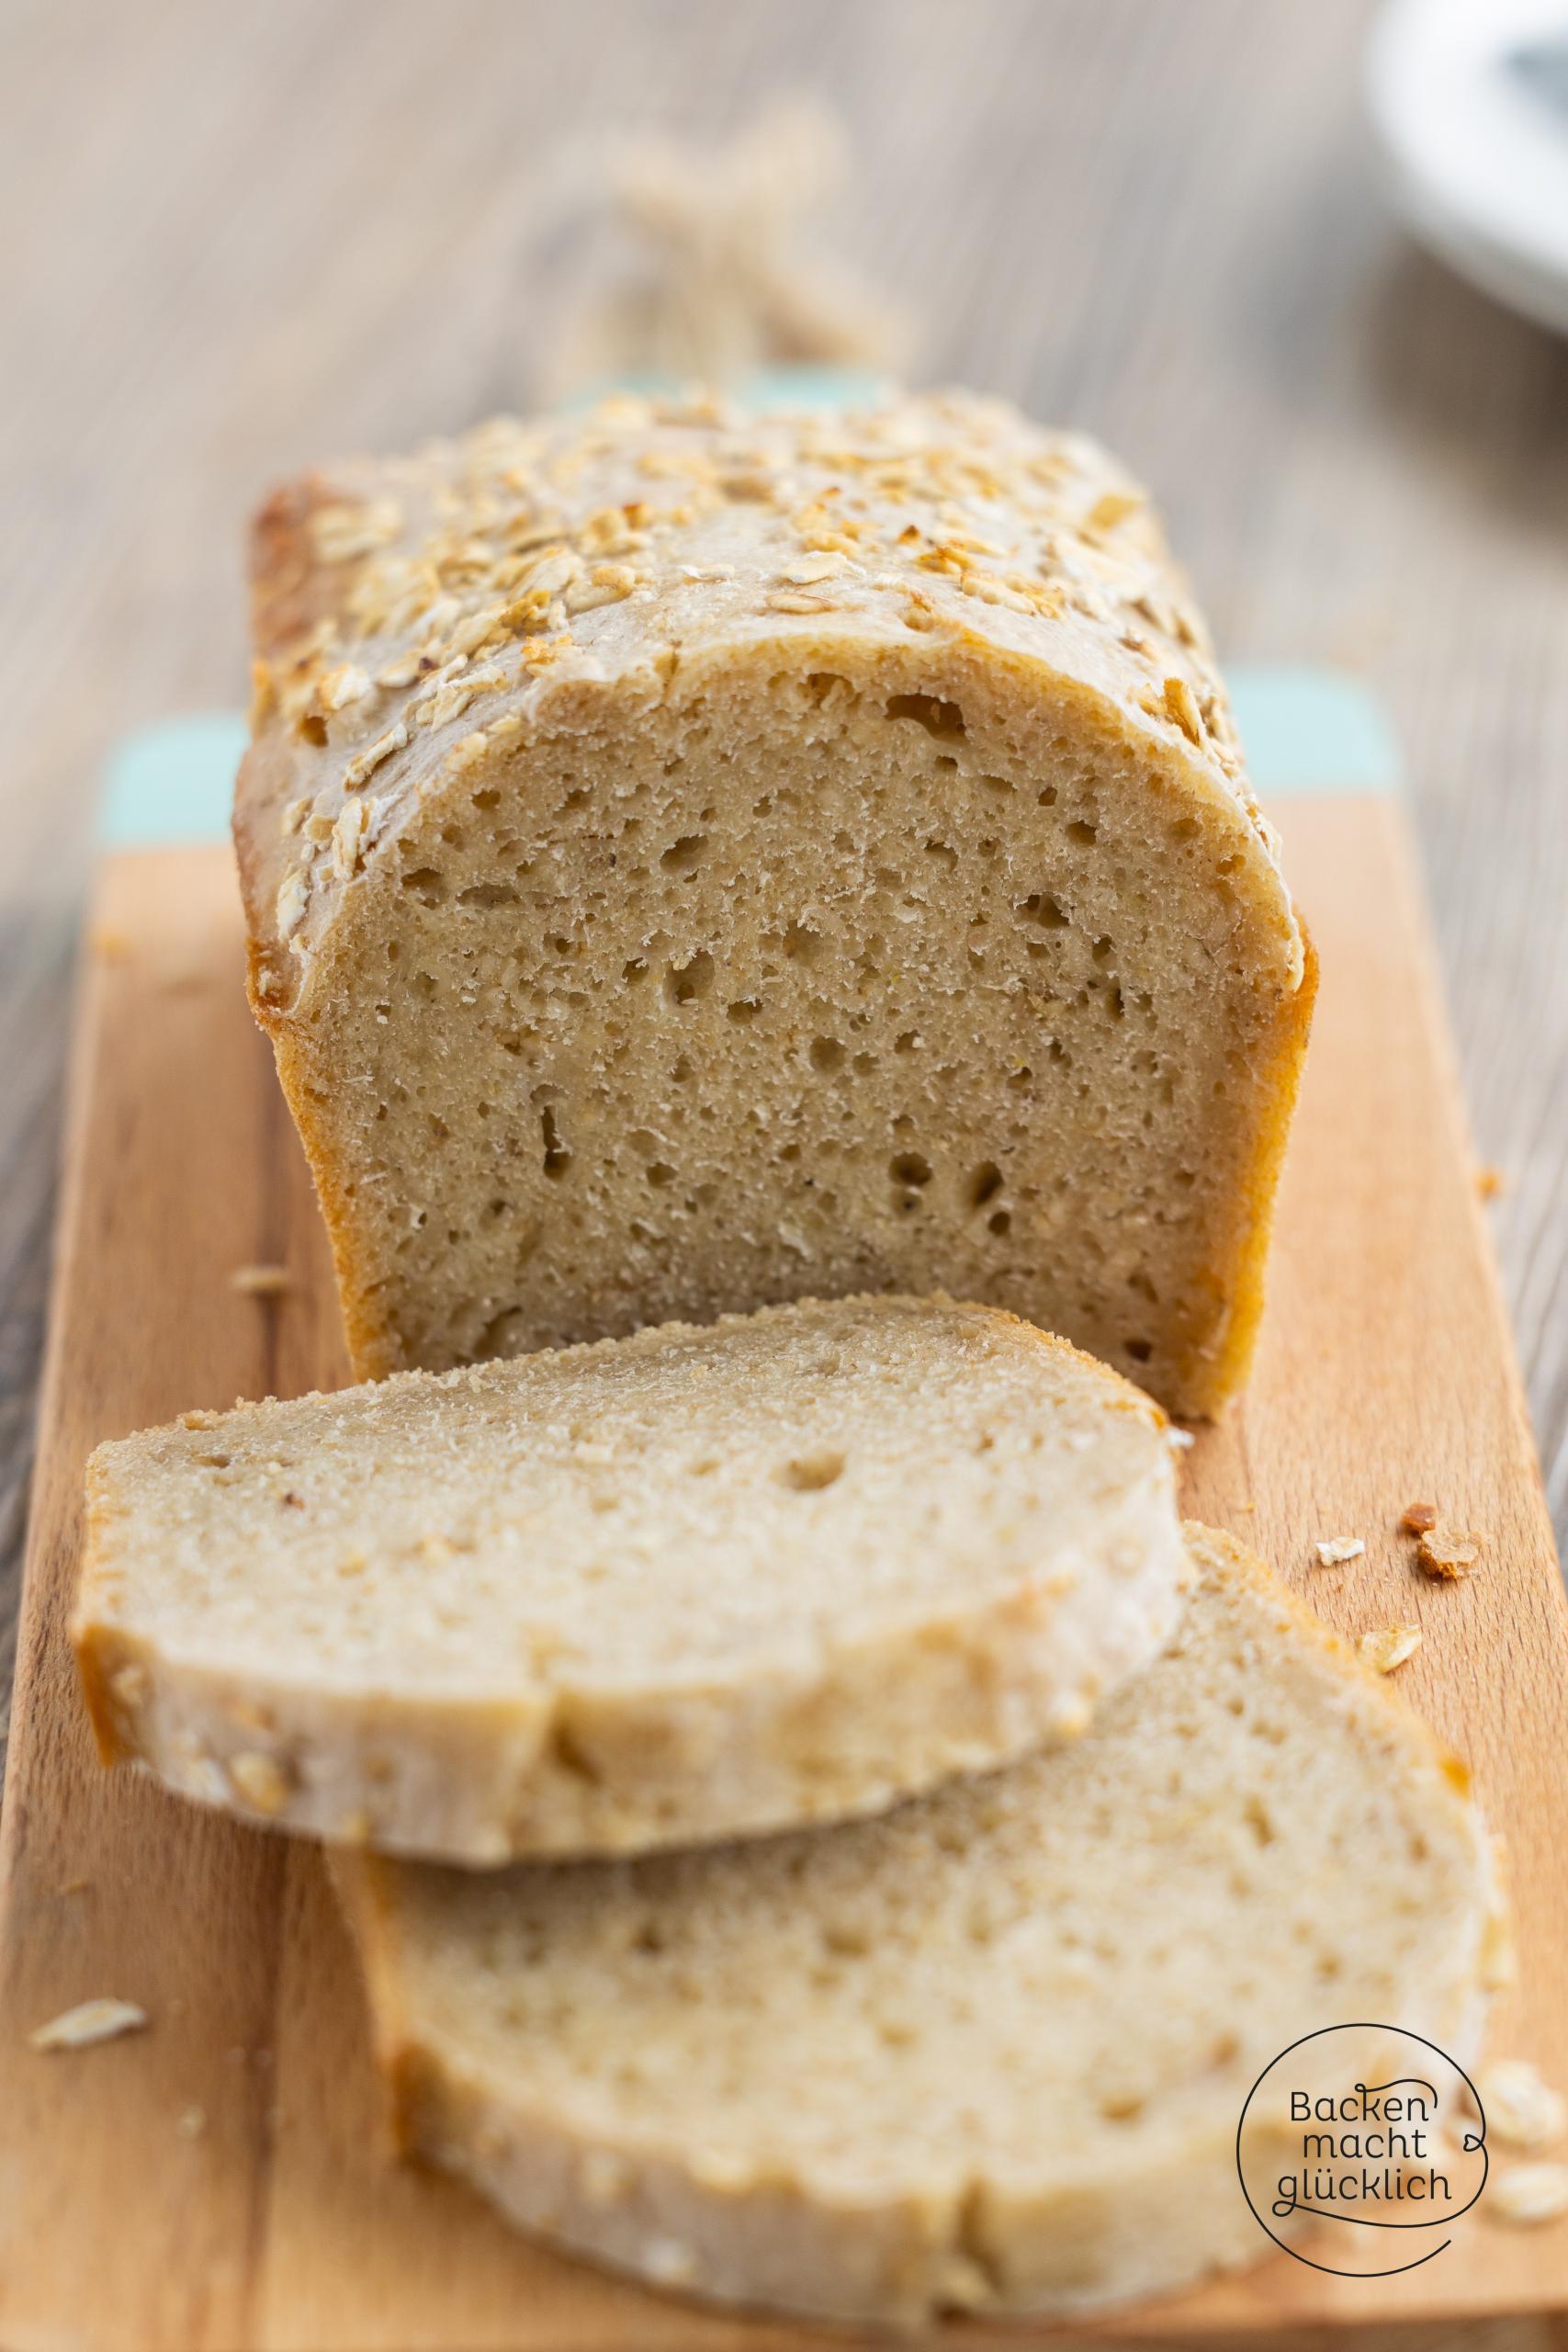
[0,811,1564,2350]
[2,0,1567,1750]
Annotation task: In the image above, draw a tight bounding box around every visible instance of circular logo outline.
[1235,2022,1489,2278]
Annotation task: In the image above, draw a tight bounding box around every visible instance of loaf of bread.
[336,1525,1498,2326]
[236,390,1313,1414]
[71,1295,1187,1861]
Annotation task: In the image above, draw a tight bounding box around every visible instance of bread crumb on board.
[1400,1501,1439,1534]
[1314,1536,1365,1568]
[231,1263,292,1297]
[28,1997,148,2052]
[1490,2164,1568,2226]
[1357,1624,1423,1674]
[1474,2060,1567,2153]
[1417,1528,1483,1580]
[1475,1164,1506,1203]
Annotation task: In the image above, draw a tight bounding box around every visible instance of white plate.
[1367,0,1568,335]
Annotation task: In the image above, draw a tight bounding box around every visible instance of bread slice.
[335,1525,1499,2327]
[72,1295,1186,1862]
[235,390,1314,1415]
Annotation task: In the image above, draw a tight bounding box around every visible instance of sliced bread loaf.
[336,1525,1499,2327]
[73,1295,1186,1862]
[236,390,1314,1414]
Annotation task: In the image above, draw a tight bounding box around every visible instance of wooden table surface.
[3,0,1566,1760]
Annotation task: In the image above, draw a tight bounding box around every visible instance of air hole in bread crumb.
[665,951,714,1004]
[660,834,706,876]
[540,1106,571,1179]
[1125,1339,1153,1363]
[457,883,518,909]
[1068,819,1098,844]
[1100,2093,1145,2123]
[1038,785,1058,806]
[645,1163,675,1188]
[471,787,501,809]
[809,1036,845,1074]
[1020,892,1069,929]
[727,999,759,1024]
[196,1453,231,1471]
[852,1051,879,1074]
[401,868,446,905]
[968,1161,1004,1210]
[1244,1795,1277,1848]
[1169,816,1201,842]
[298,713,327,747]
[778,1450,846,1493]
[886,693,966,741]
[890,1151,932,1188]
[784,922,822,965]
[987,1209,1012,1237]
[806,672,851,703]
[622,957,648,984]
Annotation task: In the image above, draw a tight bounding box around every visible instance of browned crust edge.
[328,1851,426,2159]
[1179,921,1319,1415]
[71,1460,134,1769]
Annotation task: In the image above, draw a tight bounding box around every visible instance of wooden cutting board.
[2,798,1566,2349]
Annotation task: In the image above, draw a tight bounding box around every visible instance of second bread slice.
[335,1526,1499,2325]
[73,1295,1186,1861]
